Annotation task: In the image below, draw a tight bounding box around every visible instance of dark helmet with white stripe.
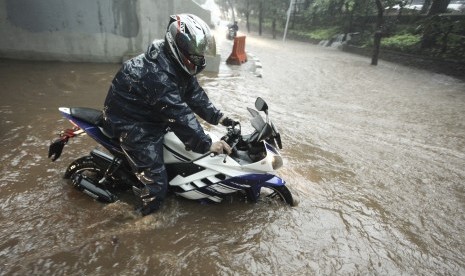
[165,14,213,76]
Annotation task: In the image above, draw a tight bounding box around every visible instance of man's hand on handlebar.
[220,116,237,127]
[210,140,232,155]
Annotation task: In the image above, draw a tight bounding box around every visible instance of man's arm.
[184,77,223,125]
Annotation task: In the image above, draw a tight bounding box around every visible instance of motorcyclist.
[231,21,239,32]
[102,14,233,216]
[227,21,239,39]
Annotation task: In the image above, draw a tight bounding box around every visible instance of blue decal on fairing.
[222,173,286,189]
[264,142,279,154]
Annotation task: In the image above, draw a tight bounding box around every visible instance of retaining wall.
[0,0,220,71]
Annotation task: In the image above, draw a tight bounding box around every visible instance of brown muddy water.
[1,33,465,275]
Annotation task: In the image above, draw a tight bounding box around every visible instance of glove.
[210,140,232,155]
[220,116,235,127]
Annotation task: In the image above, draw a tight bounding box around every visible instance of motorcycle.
[48,97,295,207]
[226,23,238,40]
[227,27,237,40]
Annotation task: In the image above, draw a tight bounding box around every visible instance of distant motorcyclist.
[227,21,239,40]
[231,21,239,32]
[102,14,233,216]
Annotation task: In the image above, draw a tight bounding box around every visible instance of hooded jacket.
[103,40,223,154]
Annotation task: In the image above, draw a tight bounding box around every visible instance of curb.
[246,51,263,78]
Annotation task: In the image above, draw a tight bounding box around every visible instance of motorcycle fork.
[246,186,261,203]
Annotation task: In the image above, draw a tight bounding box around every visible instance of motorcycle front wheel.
[260,185,297,206]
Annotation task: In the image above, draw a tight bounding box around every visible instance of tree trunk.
[428,0,451,15]
[291,0,296,29]
[371,0,384,66]
[372,31,382,65]
[420,0,432,14]
[258,1,263,36]
[272,19,277,39]
[246,0,250,33]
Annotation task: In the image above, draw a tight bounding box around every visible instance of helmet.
[165,14,213,76]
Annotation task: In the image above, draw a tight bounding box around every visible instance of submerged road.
[0,27,464,275]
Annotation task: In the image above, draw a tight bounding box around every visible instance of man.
[227,21,239,39]
[231,21,239,32]
[102,14,233,215]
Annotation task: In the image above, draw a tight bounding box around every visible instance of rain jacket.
[103,40,223,170]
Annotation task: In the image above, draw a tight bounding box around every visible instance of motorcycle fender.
[262,175,286,187]
[245,175,286,203]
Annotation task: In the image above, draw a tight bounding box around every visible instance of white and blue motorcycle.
[48,97,295,206]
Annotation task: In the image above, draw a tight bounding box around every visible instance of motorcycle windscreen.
[250,111,265,132]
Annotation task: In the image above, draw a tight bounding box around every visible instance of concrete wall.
[0,0,218,69]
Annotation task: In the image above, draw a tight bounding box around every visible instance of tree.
[420,0,432,14]
[371,0,384,65]
[236,0,258,33]
[421,0,452,49]
[265,0,288,38]
[236,0,252,32]
[428,0,452,15]
[259,0,264,35]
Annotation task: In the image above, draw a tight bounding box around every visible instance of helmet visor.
[175,33,206,69]
[176,33,208,56]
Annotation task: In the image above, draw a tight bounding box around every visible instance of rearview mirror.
[255,97,268,112]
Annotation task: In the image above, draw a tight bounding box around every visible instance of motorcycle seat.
[69,107,117,140]
[70,107,103,126]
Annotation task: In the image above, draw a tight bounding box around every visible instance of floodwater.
[1,30,465,275]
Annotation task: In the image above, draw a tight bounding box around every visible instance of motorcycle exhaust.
[71,173,117,203]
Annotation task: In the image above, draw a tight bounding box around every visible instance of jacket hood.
[146,39,164,60]
[145,39,188,78]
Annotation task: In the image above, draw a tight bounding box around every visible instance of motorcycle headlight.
[271,155,283,170]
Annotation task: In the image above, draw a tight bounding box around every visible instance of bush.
[308,27,342,40]
[287,27,342,42]
[381,33,422,52]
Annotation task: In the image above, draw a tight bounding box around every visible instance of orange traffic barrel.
[226,36,248,65]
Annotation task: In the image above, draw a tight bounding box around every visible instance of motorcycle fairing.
[163,131,206,163]
[264,142,279,154]
[173,171,286,203]
[163,144,191,162]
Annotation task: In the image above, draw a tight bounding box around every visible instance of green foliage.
[381,33,422,51]
[307,27,342,40]
[237,0,465,61]
[286,27,342,41]
[417,15,465,59]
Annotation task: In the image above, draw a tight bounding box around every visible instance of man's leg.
[119,125,168,215]
[135,168,168,215]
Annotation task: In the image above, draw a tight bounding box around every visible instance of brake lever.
[223,140,239,163]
